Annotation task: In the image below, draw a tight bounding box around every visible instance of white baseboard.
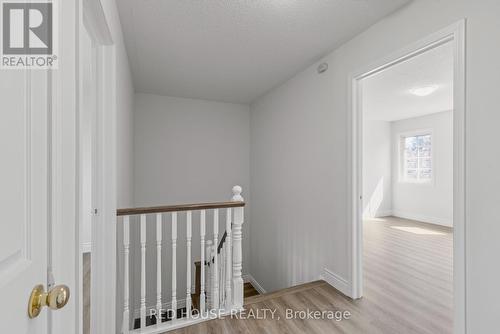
[363,209,393,219]
[320,268,350,297]
[81,242,92,253]
[242,274,266,294]
[392,210,452,227]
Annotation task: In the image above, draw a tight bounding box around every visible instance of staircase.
[132,283,259,329]
[118,186,246,333]
[244,282,260,299]
[191,246,259,311]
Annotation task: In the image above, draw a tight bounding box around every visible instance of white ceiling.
[362,41,453,122]
[117,0,411,104]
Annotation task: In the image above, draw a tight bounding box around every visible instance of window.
[400,132,432,183]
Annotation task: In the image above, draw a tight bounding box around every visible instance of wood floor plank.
[160,216,453,334]
[83,253,91,334]
[244,280,327,305]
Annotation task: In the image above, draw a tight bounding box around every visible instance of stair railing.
[199,209,235,311]
[118,186,245,333]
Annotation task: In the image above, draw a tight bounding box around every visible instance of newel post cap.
[231,185,244,202]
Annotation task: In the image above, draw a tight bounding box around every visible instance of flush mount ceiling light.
[409,85,439,97]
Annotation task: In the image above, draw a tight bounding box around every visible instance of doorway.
[349,21,466,334]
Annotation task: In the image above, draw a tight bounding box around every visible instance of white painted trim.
[320,269,350,297]
[82,0,113,46]
[348,20,466,334]
[51,0,79,332]
[363,210,393,219]
[242,274,267,294]
[81,242,92,254]
[77,1,116,334]
[392,211,453,228]
[452,21,467,334]
[92,44,117,334]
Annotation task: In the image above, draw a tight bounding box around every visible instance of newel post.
[231,185,244,309]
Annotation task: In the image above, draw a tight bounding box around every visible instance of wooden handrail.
[117,201,245,216]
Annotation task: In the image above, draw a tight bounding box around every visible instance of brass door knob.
[28,284,70,319]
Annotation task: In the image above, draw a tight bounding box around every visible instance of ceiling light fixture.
[409,85,439,97]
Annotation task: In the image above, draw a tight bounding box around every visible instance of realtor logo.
[1,1,58,68]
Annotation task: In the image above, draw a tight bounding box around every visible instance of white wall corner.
[320,268,351,298]
[242,274,266,294]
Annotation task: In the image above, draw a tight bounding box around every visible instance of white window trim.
[397,128,435,185]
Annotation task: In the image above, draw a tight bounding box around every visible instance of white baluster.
[186,211,192,318]
[200,210,206,314]
[156,213,162,323]
[210,244,216,309]
[220,248,224,307]
[231,186,245,309]
[206,240,213,309]
[225,208,232,309]
[122,216,130,333]
[140,215,147,327]
[171,212,177,320]
[212,209,219,310]
[220,251,224,306]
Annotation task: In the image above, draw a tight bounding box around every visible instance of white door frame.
[78,0,117,333]
[348,20,466,334]
[50,0,78,332]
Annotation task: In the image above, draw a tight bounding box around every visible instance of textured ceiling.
[363,41,453,122]
[117,0,411,104]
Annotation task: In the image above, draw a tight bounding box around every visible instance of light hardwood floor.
[83,253,91,334]
[165,216,453,334]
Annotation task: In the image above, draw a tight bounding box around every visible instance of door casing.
[78,0,116,333]
[348,20,466,334]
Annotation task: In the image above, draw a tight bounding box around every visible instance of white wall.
[132,93,250,318]
[250,1,500,332]
[392,111,453,226]
[362,121,392,218]
[133,93,250,207]
[250,64,348,293]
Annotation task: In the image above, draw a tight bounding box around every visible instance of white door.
[0,69,52,332]
[0,2,77,333]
